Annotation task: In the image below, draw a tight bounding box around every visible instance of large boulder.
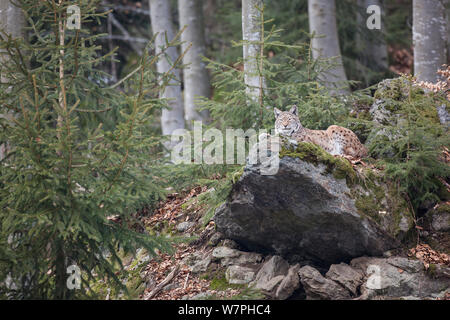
[214,141,413,267]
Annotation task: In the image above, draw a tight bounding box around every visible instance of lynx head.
[274,105,302,136]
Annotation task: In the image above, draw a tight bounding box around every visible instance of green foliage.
[0,0,177,299]
[205,0,397,90]
[367,76,449,211]
[200,5,352,133]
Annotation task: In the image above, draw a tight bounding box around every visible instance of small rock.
[253,275,284,293]
[208,232,224,246]
[275,264,300,300]
[225,265,255,285]
[251,256,289,291]
[182,252,211,273]
[212,246,240,259]
[299,265,351,300]
[220,239,239,249]
[177,221,195,232]
[430,209,450,232]
[162,283,180,291]
[325,263,364,296]
[221,251,263,267]
[190,292,213,300]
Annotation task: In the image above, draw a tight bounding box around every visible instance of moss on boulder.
[278,139,414,239]
[280,141,357,185]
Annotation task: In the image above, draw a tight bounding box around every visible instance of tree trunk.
[445,0,450,64]
[308,0,349,94]
[242,0,265,103]
[178,0,210,124]
[356,0,388,73]
[149,0,185,138]
[413,0,447,82]
[0,0,25,161]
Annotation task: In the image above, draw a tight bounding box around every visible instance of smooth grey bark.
[178,0,210,124]
[413,0,447,82]
[446,1,450,63]
[0,0,25,160]
[308,0,349,94]
[242,0,265,103]
[356,0,388,73]
[0,0,24,38]
[149,0,185,138]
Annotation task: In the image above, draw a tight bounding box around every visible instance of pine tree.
[0,0,175,299]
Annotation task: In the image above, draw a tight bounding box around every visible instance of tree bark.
[0,0,25,161]
[308,0,349,94]
[178,0,210,124]
[356,0,388,72]
[149,0,185,138]
[242,0,265,103]
[413,0,447,82]
[445,0,450,64]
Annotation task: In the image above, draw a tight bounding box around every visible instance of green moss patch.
[280,141,357,185]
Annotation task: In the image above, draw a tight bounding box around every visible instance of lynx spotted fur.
[274,105,368,158]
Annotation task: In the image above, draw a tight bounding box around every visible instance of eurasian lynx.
[274,105,368,158]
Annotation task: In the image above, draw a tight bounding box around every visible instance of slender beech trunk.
[149,0,185,139]
[242,0,265,104]
[413,0,447,82]
[308,0,349,95]
[356,0,388,73]
[178,0,210,124]
[0,0,25,160]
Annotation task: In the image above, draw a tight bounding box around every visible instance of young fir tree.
[200,3,351,132]
[0,0,176,299]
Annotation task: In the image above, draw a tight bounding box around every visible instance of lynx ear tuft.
[274,107,282,118]
[289,105,298,116]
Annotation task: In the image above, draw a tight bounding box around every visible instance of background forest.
[0,0,449,300]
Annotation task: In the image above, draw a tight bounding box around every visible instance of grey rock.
[208,232,224,246]
[275,264,301,300]
[251,256,290,291]
[221,251,263,267]
[254,275,285,293]
[181,251,211,273]
[219,239,240,249]
[212,246,263,267]
[212,246,240,259]
[190,292,213,300]
[350,256,450,299]
[429,209,450,232]
[214,155,400,266]
[298,265,352,300]
[176,221,195,232]
[370,99,400,126]
[325,263,364,296]
[225,265,255,285]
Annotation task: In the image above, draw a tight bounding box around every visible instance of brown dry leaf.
[408,244,450,268]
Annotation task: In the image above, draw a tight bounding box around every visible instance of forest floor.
[136,186,248,300]
[129,181,450,300]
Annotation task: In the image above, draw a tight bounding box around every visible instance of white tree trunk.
[149,0,185,138]
[356,0,388,72]
[445,1,450,64]
[308,0,349,94]
[178,0,210,124]
[0,0,25,160]
[413,0,447,82]
[242,0,264,103]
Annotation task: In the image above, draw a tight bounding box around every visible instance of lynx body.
[274,106,368,158]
